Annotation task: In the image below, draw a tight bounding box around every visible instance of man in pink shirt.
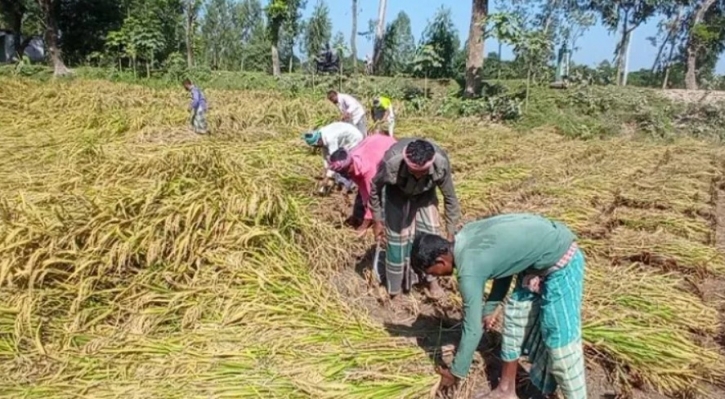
[329,133,397,236]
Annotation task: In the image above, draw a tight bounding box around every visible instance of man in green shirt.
[410,213,587,399]
[371,96,395,137]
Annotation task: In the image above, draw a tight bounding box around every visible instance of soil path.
[330,227,668,399]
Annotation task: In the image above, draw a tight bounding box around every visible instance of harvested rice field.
[1,77,724,399]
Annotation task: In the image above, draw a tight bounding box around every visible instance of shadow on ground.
[383,312,547,399]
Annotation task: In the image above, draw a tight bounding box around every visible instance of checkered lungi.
[501,243,587,398]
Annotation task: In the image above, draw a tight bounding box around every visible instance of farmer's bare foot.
[426,279,445,299]
[473,387,518,399]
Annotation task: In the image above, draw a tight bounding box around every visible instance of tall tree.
[0,0,29,58]
[265,0,305,76]
[233,0,268,71]
[416,6,460,79]
[464,0,488,98]
[37,0,70,76]
[372,0,387,73]
[378,11,415,75]
[684,0,718,89]
[351,0,357,72]
[202,0,236,70]
[586,0,666,86]
[303,0,331,61]
[183,0,202,68]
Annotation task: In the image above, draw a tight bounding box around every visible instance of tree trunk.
[289,52,294,73]
[271,43,281,76]
[351,0,358,73]
[10,5,25,59]
[622,29,632,86]
[464,0,488,98]
[660,7,684,90]
[372,0,387,74]
[184,0,196,68]
[685,0,718,90]
[615,13,627,86]
[38,0,70,76]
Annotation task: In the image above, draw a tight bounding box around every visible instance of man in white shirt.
[302,121,365,195]
[327,90,367,137]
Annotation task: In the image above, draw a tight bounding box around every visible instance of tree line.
[1,0,724,91]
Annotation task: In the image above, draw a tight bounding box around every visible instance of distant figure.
[183,78,208,134]
[371,96,395,137]
[327,90,367,137]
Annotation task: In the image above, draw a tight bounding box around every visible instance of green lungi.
[384,188,441,295]
[191,107,208,134]
[501,245,587,398]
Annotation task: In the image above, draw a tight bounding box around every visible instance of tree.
[303,0,331,61]
[649,3,686,89]
[351,0,357,72]
[377,11,415,75]
[37,0,70,76]
[684,0,718,89]
[586,0,668,86]
[372,0,387,73]
[331,31,347,74]
[55,0,125,65]
[488,12,551,107]
[0,0,37,59]
[202,0,236,70]
[412,44,443,93]
[416,6,460,79]
[233,0,268,71]
[464,0,488,98]
[183,0,202,68]
[265,0,306,76]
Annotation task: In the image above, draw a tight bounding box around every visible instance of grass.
[0,77,724,398]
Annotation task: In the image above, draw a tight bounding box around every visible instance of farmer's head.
[411,233,454,276]
[302,130,323,147]
[403,139,435,179]
[328,148,353,176]
[182,78,192,90]
[327,90,338,104]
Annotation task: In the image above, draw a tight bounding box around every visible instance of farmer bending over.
[369,138,461,301]
[371,96,395,137]
[328,133,397,236]
[302,121,364,196]
[411,213,587,399]
[327,90,367,137]
[183,78,208,134]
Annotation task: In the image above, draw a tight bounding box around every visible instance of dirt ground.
[324,176,725,399]
[657,88,725,105]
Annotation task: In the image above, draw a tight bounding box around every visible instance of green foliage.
[411,44,442,78]
[302,0,331,60]
[414,7,460,79]
[377,11,416,76]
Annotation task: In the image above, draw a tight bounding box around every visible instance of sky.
[301,0,725,74]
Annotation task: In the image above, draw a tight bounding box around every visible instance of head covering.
[328,149,353,172]
[403,144,435,172]
[303,131,322,146]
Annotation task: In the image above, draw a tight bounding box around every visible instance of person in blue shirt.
[183,79,208,134]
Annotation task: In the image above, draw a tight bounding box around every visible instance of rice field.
[0,77,724,399]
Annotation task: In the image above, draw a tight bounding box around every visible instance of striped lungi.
[501,243,587,398]
[384,191,440,295]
